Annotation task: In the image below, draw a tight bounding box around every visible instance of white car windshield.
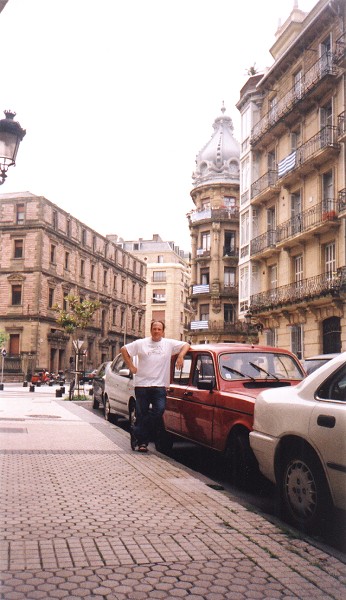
[219,352,304,381]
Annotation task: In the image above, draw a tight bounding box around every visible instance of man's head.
[150,320,165,341]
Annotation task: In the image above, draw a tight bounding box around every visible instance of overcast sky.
[0,0,317,251]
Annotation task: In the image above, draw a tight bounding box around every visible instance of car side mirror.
[119,368,131,378]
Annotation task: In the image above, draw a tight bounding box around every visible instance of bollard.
[60,386,65,394]
[55,388,62,398]
[36,381,41,387]
[48,381,53,386]
[23,381,28,387]
[0,383,4,391]
[29,385,35,392]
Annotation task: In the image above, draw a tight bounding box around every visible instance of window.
[48,288,54,308]
[112,307,117,325]
[66,219,71,237]
[240,265,249,305]
[201,232,210,251]
[223,196,236,208]
[241,157,250,193]
[113,275,116,290]
[153,289,166,303]
[325,242,336,278]
[290,193,302,234]
[294,255,303,286]
[322,171,334,213]
[266,329,277,347]
[200,270,209,285]
[14,239,23,258]
[80,259,85,276]
[132,283,136,299]
[269,96,277,123]
[293,69,302,99]
[320,99,332,129]
[91,264,95,281]
[157,255,164,263]
[241,211,249,246]
[153,271,166,282]
[224,231,236,255]
[224,303,234,323]
[16,204,25,224]
[201,198,210,210]
[269,265,277,290]
[224,267,236,287]
[121,279,125,293]
[200,304,209,321]
[50,244,56,264]
[241,107,251,151]
[82,229,86,246]
[291,325,302,360]
[291,126,301,151]
[63,296,68,311]
[92,235,96,252]
[11,284,22,305]
[131,312,136,330]
[103,270,108,286]
[52,210,58,230]
[64,252,69,270]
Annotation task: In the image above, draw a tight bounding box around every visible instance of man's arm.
[175,342,190,370]
[120,346,137,375]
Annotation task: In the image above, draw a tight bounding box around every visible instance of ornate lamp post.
[0,110,26,184]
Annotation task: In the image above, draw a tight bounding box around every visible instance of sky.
[0,0,318,252]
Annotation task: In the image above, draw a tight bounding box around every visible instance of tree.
[53,295,101,398]
[0,331,9,348]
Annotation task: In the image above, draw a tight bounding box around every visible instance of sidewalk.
[0,385,345,599]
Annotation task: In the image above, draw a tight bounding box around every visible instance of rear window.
[219,352,304,381]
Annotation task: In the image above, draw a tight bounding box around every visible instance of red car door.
[165,354,192,434]
[179,352,216,447]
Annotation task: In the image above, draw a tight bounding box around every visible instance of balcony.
[277,126,340,187]
[222,246,238,258]
[250,229,277,258]
[337,111,346,142]
[188,206,239,225]
[251,52,339,147]
[334,33,345,68]
[276,200,340,249]
[196,248,211,259]
[338,189,346,216]
[220,284,238,296]
[191,284,210,295]
[250,268,346,313]
[251,170,279,205]
[189,320,251,335]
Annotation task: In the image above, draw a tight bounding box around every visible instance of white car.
[104,353,136,426]
[250,352,346,532]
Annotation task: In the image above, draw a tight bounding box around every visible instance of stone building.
[117,234,192,341]
[0,192,146,380]
[237,0,345,358]
[187,105,252,343]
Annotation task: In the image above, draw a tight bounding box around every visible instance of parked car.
[104,353,136,426]
[250,352,346,532]
[302,353,339,375]
[156,343,305,486]
[92,361,111,411]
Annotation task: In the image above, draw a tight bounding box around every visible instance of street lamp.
[0,110,26,185]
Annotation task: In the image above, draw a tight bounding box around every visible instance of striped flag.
[278,151,296,178]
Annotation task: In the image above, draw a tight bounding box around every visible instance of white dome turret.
[192,103,240,188]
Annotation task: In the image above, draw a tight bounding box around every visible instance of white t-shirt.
[124,337,186,387]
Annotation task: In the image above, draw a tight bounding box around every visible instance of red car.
[156,343,305,486]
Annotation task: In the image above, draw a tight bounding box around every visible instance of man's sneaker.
[138,444,148,453]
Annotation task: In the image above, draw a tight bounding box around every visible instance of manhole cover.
[26,414,61,419]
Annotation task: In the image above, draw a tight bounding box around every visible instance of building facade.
[237,0,346,358]
[0,192,146,380]
[187,106,253,343]
[118,234,192,341]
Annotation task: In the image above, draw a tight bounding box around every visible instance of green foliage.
[53,295,101,335]
[0,331,9,347]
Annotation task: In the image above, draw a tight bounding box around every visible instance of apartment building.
[187,106,253,343]
[237,0,345,358]
[117,234,191,341]
[0,192,146,380]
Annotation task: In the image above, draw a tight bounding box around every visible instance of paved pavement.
[0,384,345,599]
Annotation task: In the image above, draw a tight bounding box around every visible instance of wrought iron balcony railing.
[189,320,253,334]
[250,229,276,256]
[223,246,238,257]
[276,200,339,243]
[251,169,278,199]
[338,110,345,139]
[188,206,239,224]
[338,188,346,214]
[250,268,346,312]
[251,52,338,143]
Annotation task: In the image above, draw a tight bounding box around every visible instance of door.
[323,317,341,354]
[179,352,216,446]
[165,354,192,434]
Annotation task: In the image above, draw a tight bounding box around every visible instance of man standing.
[121,320,190,453]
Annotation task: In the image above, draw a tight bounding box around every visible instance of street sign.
[1,349,6,357]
